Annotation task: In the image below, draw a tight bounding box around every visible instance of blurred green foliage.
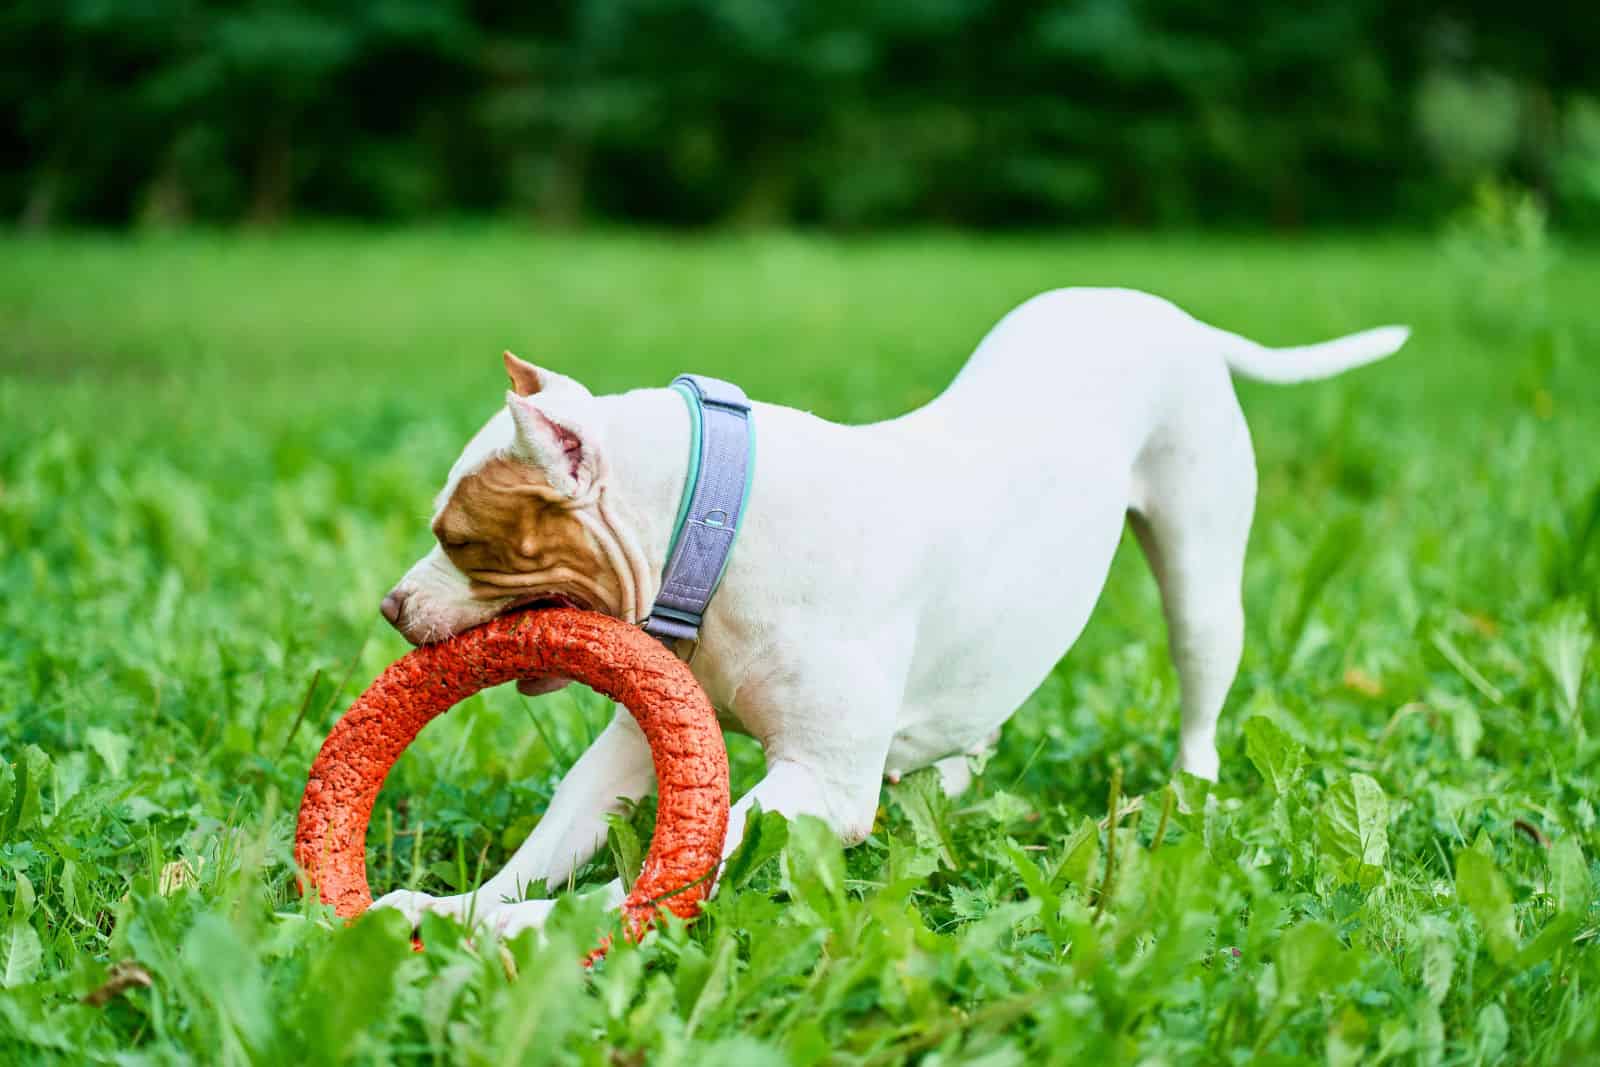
[5,1,1600,230]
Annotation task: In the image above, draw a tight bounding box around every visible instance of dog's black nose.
[379,590,408,628]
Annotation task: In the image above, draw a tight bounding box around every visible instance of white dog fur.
[372,287,1407,936]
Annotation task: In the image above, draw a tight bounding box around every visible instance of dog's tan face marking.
[431,455,621,612]
[383,353,637,647]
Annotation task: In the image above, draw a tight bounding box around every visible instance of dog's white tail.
[1215,324,1410,384]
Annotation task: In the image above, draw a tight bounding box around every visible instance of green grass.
[2,227,1598,1065]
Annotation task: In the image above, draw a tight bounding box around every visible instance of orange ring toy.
[293,608,729,946]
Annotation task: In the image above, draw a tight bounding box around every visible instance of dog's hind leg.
[1129,374,1256,782]
[927,728,1001,797]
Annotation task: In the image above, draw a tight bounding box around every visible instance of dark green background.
[6,1,1600,230]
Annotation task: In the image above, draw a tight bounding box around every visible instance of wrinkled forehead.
[433,409,517,519]
[433,455,542,544]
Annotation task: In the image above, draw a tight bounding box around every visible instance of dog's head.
[381,353,634,665]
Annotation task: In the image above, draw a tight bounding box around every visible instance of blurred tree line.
[4,0,1599,231]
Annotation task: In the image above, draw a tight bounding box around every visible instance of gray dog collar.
[641,374,755,653]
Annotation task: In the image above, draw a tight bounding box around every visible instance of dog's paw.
[485,880,626,940]
[486,899,560,939]
[370,888,487,928]
[934,753,973,797]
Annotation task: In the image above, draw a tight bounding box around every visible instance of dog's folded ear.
[502,351,592,401]
[499,350,601,498]
[504,351,544,396]
[506,390,600,499]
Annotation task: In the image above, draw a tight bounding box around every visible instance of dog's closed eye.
[432,521,476,552]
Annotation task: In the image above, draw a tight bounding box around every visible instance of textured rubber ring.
[293,608,729,944]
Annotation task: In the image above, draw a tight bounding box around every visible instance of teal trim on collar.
[645,373,754,648]
[664,379,702,566]
[648,375,756,648]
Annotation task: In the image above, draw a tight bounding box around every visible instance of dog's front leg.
[486,753,886,938]
[487,671,901,939]
[370,707,654,928]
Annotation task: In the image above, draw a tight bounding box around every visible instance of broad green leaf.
[1430,692,1484,760]
[489,927,586,1062]
[1243,889,1287,962]
[1278,512,1365,671]
[1512,915,1578,973]
[85,726,132,779]
[673,939,715,1017]
[743,902,825,994]
[1504,836,1592,972]
[0,919,43,989]
[1414,1002,1446,1067]
[0,759,22,843]
[1317,773,1389,885]
[1003,840,1050,901]
[1276,920,1357,1002]
[1171,771,1213,816]
[1255,960,1279,1014]
[606,811,643,893]
[785,1018,832,1067]
[1418,920,1455,1006]
[2,747,50,842]
[888,768,957,869]
[11,872,35,920]
[1475,1002,1509,1062]
[1203,790,1244,864]
[982,790,1033,826]
[417,956,477,1054]
[1327,1004,1370,1067]
[1051,817,1100,892]
[782,816,849,933]
[1456,848,1518,965]
[1376,1017,1414,1060]
[1534,601,1592,721]
[684,932,738,1035]
[302,909,412,1060]
[721,808,789,891]
[593,946,646,1024]
[1243,716,1306,795]
[1004,840,1065,946]
[1550,835,1591,919]
[884,828,940,885]
[180,914,275,1060]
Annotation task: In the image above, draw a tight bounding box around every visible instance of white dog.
[373,287,1407,936]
